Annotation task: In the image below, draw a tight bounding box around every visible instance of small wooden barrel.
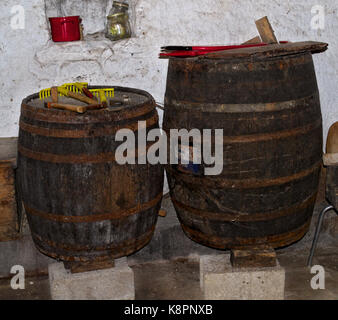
[164,43,327,249]
[18,86,164,262]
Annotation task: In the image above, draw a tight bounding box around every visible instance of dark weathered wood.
[18,86,164,262]
[64,259,115,274]
[0,158,20,241]
[230,246,277,268]
[164,47,324,249]
[0,138,18,162]
[204,41,328,60]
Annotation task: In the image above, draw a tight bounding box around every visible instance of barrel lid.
[21,86,155,124]
[178,41,328,60]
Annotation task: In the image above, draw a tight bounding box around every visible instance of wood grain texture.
[325,166,338,209]
[164,51,323,249]
[0,158,19,241]
[255,16,278,44]
[230,246,277,268]
[18,86,164,262]
[203,41,328,60]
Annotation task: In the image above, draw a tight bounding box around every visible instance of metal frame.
[307,205,335,266]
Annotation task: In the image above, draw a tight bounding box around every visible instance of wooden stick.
[51,86,58,103]
[241,36,262,45]
[47,102,86,114]
[255,16,278,44]
[64,259,115,274]
[58,87,98,105]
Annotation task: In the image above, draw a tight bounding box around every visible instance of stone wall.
[0,0,337,144]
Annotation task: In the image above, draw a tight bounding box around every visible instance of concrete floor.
[0,198,338,300]
[0,241,338,300]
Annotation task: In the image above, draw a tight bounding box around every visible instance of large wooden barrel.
[163,43,327,249]
[18,86,164,262]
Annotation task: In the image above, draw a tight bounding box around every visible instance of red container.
[49,16,81,42]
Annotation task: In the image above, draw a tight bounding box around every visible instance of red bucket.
[49,16,81,42]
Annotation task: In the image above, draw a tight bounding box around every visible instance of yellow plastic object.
[39,83,115,101]
[99,90,107,106]
[90,89,115,99]
[57,86,71,97]
[73,82,87,93]
[39,82,88,100]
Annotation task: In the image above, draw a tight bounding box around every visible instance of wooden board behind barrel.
[323,122,338,209]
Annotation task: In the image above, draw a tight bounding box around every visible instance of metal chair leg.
[307,205,334,267]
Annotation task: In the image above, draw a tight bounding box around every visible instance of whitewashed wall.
[0,0,337,144]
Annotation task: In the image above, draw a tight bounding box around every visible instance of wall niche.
[44,0,136,38]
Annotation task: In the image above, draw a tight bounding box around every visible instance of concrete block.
[49,257,134,300]
[200,254,285,300]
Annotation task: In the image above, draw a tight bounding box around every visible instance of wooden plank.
[0,138,17,161]
[230,246,277,268]
[326,122,338,153]
[255,16,278,44]
[64,259,115,274]
[0,201,16,221]
[0,224,19,242]
[326,166,338,209]
[323,153,338,166]
[204,41,328,60]
[241,36,262,45]
[0,152,19,241]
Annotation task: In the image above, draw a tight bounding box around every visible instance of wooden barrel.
[163,43,327,249]
[18,86,164,262]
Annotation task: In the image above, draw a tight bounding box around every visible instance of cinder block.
[49,258,134,300]
[200,254,285,300]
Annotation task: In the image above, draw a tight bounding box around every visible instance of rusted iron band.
[31,225,155,253]
[24,192,162,223]
[21,102,155,124]
[164,118,322,144]
[19,113,158,138]
[165,93,319,114]
[181,219,311,249]
[31,228,155,262]
[167,160,321,189]
[18,140,158,164]
[172,192,316,222]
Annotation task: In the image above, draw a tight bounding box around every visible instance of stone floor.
[0,198,338,300]
[0,239,338,300]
